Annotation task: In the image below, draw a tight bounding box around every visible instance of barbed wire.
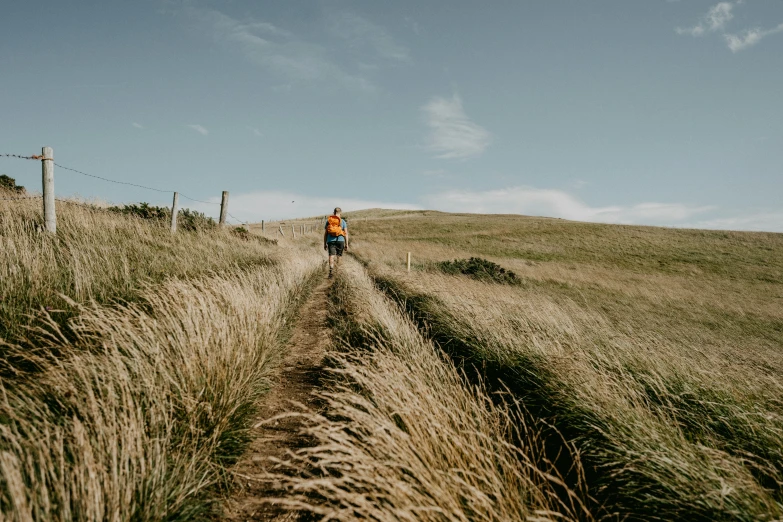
[179,193,220,206]
[0,153,46,161]
[54,198,99,208]
[0,194,42,201]
[52,162,225,209]
[3,153,254,222]
[228,212,247,225]
[52,162,173,194]
[1,196,110,209]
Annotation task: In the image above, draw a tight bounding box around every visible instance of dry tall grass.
[347,211,783,520]
[0,197,276,339]
[1,257,320,520]
[271,258,592,521]
[0,198,323,520]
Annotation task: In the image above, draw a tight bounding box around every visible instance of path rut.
[221,278,331,521]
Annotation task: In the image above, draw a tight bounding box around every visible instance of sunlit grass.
[349,210,783,520]
[270,257,591,521]
[0,198,322,520]
[0,197,278,339]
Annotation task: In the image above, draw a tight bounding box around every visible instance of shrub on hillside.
[178,208,216,232]
[108,203,217,232]
[438,257,520,285]
[231,226,251,240]
[231,225,279,245]
[0,174,25,194]
[109,202,168,221]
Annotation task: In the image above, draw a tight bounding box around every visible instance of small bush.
[178,208,216,232]
[0,174,25,193]
[438,257,520,285]
[231,226,251,240]
[108,203,216,232]
[231,226,279,246]
[108,202,168,221]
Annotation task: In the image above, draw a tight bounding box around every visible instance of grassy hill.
[341,210,783,520]
[2,202,781,521]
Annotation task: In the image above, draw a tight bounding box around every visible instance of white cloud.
[191,8,374,92]
[181,186,782,233]
[724,23,783,52]
[327,11,410,62]
[676,1,737,36]
[132,122,144,129]
[422,94,491,160]
[679,212,783,232]
[186,191,421,223]
[421,186,713,224]
[187,124,209,136]
[676,1,783,52]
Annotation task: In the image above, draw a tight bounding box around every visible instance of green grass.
[349,210,783,280]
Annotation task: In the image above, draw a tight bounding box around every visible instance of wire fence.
[1,149,329,234]
[0,149,261,228]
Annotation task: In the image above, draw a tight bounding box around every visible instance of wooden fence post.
[219,191,229,225]
[170,192,179,233]
[279,225,285,237]
[261,220,265,234]
[407,252,411,272]
[41,146,56,233]
[292,224,296,239]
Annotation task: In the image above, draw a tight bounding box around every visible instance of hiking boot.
[328,269,333,279]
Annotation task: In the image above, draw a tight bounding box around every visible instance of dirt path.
[221,278,331,521]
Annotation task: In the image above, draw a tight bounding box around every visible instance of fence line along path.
[1,146,245,232]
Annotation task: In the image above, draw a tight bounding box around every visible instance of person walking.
[324,207,348,279]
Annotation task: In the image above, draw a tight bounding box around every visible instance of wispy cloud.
[422,94,491,160]
[676,1,737,37]
[190,7,374,92]
[724,23,783,52]
[185,186,781,232]
[676,1,783,52]
[187,124,209,136]
[246,125,263,137]
[327,11,411,63]
[188,191,421,222]
[421,186,713,225]
[680,212,783,232]
[132,122,144,129]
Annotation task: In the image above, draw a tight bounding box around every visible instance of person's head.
[333,207,342,216]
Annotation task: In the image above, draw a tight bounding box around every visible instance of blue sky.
[1,1,781,230]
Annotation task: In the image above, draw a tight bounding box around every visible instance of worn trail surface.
[222,278,331,521]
